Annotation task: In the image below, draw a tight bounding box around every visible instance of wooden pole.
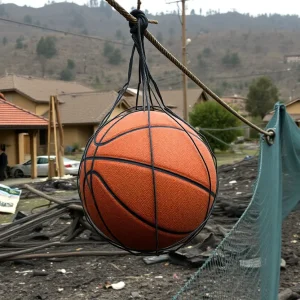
[47,99,52,161]
[47,97,55,179]
[182,0,188,122]
[54,96,65,177]
[30,131,38,179]
[51,96,60,177]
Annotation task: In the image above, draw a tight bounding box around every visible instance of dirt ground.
[0,212,299,300]
[0,158,299,300]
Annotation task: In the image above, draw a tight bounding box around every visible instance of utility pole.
[181,0,188,121]
[166,0,189,121]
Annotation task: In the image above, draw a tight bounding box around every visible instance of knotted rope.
[105,0,275,140]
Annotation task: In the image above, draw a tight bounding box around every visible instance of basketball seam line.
[84,156,216,197]
[93,125,201,146]
[82,173,126,247]
[86,170,193,235]
[97,112,129,144]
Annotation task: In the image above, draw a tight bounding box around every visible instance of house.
[0,74,93,115]
[284,55,300,64]
[221,95,249,117]
[0,74,94,160]
[54,91,132,150]
[191,93,249,117]
[0,96,48,177]
[263,98,300,127]
[123,88,209,119]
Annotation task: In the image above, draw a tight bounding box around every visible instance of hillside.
[0,2,300,100]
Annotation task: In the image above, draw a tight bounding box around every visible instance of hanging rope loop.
[105,0,275,140]
[129,10,148,35]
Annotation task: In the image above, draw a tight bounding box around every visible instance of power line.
[212,69,293,80]
[0,17,132,47]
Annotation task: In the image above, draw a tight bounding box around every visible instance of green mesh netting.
[174,103,300,300]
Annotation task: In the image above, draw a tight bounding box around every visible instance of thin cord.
[137,0,142,10]
[104,0,274,138]
[0,16,130,46]
[176,2,183,25]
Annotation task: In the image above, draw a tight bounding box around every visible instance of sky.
[1,0,299,16]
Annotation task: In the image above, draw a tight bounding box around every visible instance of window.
[39,129,47,146]
[38,157,48,164]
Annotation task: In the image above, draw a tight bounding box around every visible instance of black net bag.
[78,10,218,256]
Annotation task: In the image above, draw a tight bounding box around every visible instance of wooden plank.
[30,131,38,179]
[47,97,53,178]
[51,96,60,177]
[48,97,53,178]
[54,96,65,177]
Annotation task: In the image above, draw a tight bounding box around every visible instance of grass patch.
[216,149,258,166]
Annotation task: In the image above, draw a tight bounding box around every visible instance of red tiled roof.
[0,98,48,128]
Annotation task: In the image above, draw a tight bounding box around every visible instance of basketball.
[79,110,217,252]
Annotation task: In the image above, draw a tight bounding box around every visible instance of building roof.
[222,95,248,101]
[159,89,208,118]
[55,91,130,125]
[0,98,48,129]
[122,88,208,118]
[285,98,300,107]
[263,99,300,122]
[264,113,300,122]
[284,54,300,57]
[0,74,93,103]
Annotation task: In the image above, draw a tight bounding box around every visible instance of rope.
[0,17,131,46]
[104,0,157,24]
[137,0,142,10]
[104,0,274,138]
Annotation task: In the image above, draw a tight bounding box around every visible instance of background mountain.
[0,2,300,100]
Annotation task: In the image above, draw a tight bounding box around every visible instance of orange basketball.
[79,110,217,252]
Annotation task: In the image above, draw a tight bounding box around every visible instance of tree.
[15,36,24,49]
[60,68,74,81]
[36,36,57,76]
[67,59,75,70]
[197,54,206,69]
[202,47,212,57]
[108,48,122,65]
[246,76,279,119]
[222,52,241,68]
[2,37,7,46]
[36,36,57,59]
[103,41,114,57]
[89,0,98,7]
[93,75,101,89]
[71,12,85,28]
[189,101,242,151]
[23,15,32,24]
[103,42,123,65]
[190,9,196,15]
